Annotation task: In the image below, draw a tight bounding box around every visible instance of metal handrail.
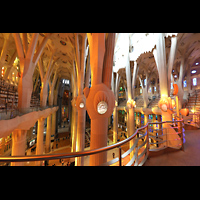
[0,119,184,165]
[148,119,185,151]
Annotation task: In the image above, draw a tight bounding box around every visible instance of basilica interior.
[0,33,200,166]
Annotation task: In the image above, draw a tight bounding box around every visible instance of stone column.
[11,129,27,166]
[51,111,56,140]
[71,98,78,152]
[75,95,86,166]
[113,106,118,143]
[45,114,52,153]
[90,117,108,165]
[35,117,45,166]
[85,33,115,166]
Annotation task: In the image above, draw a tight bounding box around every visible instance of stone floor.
[144,128,200,166]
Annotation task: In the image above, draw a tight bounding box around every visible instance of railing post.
[118,146,122,166]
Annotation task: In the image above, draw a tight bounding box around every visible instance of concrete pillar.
[128,108,135,137]
[68,92,71,131]
[75,96,86,166]
[153,114,156,131]
[129,107,135,159]
[71,100,77,152]
[45,114,52,153]
[144,114,148,126]
[90,117,108,166]
[187,64,191,94]
[11,129,27,166]
[86,33,115,166]
[113,106,118,143]
[127,111,129,137]
[35,117,45,166]
[85,83,115,166]
[52,111,56,140]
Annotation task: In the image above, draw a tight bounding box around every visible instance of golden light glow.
[171,99,176,108]
[191,109,195,113]
[127,98,136,109]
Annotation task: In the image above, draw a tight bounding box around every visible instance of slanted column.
[13,33,50,113]
[35,117,45,166]
[11,129,27,166]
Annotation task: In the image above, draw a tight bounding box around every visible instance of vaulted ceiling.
[115,33,200,89]
[1,33,200,93]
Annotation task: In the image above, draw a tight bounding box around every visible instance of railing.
[0,105,57,120]
[0,119,184,166]
[148,120,185,152]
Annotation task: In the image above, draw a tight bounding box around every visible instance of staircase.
[148,97,160,108]
[135,96,161,108]
[186,91,200,112]
[183,91,200,129]
[135,96,144,107]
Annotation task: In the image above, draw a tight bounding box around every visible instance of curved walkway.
[144,128,200,166]
[23,126,200,166]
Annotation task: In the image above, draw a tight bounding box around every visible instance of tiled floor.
[144,128,200,166]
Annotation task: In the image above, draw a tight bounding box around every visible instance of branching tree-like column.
[153,33,180,148]
[48,67,59,143]
[38,50,57,108]
[120,34,139,159]
[112,72,121,143]
[13,33,51,112]
[138,66,157,126]
[12,33,51,162]
[85,33,115,166]
[71,61,78,153]
[38,50,57,153]
[73,33,88,166]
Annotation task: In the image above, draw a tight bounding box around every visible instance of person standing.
[61,159,64,166]
[112,152,115,158]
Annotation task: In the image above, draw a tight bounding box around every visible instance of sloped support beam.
[13,33,51,111]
